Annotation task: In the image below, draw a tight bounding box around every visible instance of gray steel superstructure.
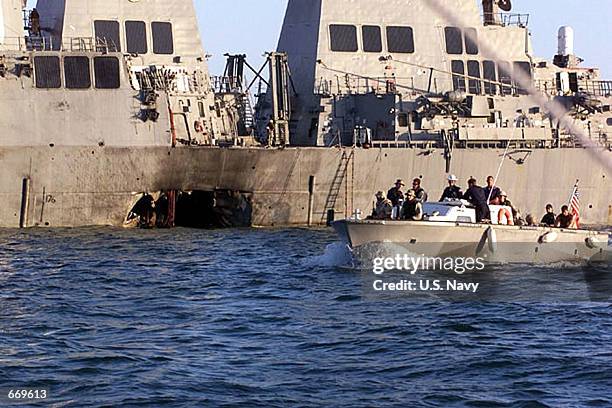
[0,0,610,228]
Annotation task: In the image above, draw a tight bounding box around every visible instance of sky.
[198,0,612,78]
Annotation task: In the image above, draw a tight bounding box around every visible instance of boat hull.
[333,219,611,264]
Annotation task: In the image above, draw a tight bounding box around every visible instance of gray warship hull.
[1,145,610,228]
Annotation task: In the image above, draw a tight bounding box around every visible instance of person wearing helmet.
[439,174,463,201]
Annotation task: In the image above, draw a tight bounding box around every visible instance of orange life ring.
[194,121,204,133]
[498,208,514,225]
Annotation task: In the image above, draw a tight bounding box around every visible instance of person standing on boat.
[402,190,423,221]
[463,178,491,222]
[440,174,463,201]
[484,176,502,203]
[388,179,406,219]
[372,191,393,220]
[412,178,428,203]
[541,204,556,226]
[387,179,405,206]
[555,205,577,229]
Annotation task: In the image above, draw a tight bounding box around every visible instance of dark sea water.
[0,227,611,407]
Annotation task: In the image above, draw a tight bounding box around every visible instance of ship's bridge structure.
[34,0,206,66]
[273,0,611,148]
[0,0,241,148]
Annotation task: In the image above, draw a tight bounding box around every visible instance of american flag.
[569,181,580,227]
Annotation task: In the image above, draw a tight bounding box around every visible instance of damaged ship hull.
[1,146,610,228]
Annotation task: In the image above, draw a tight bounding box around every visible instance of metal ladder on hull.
[321,150,354,223]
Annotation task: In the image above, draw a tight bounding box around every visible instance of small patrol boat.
[333,201,610,264]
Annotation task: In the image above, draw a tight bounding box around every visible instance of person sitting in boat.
[402,190,423,221]
[525,214,537,227]
[387,179,405,207]
[463,178,491,222]
[484,176,502,203]
[498,191,521,221]
[372,191,393,220]
[555,205,577,229]
[411,178,428,203]
[540,204,556,226]
[439,174,463,201]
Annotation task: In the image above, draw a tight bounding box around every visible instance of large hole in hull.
[126,190,252,229]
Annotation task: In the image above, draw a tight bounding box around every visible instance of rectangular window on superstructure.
[513,61,533,95]
[498,61,513,95]
[451,60,466,92]
[152,22,174,54]
[329,24,358,52]
[362,25,382,53]
[386,26,414,54]
[464,28,479,55]
[64,56,91,89]
[34,56,61,89]
[198,101,205,118]
[467,60,481,94]
[445,27,463,54]
[482,60,497,95]
[125,21,147,54]
[94,56,120,89]
[94,20,121,52]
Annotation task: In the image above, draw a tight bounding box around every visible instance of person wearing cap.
[372,191,393,220]
[540,204,556,227]
[439,174,463,201]
[412,178,428,204]
[402,190,423,221]
[387,179,405,207]
[463,178,490,222]
[498,191,521,222]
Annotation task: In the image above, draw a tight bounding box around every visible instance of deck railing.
[0,36,119,53]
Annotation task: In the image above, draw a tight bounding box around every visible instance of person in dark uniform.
[412,178,428,203]
[402,190,423,221]
[484,175,501,203]
[387,179,405,206]
[555,205,576,229]
[463,178,490,222]
[440,174,463,201]
[541,204,556,226]
[30,8,41,35]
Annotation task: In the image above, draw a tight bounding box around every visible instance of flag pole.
[567,179,579,207]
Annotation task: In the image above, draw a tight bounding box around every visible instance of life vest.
[403,200,419,219]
